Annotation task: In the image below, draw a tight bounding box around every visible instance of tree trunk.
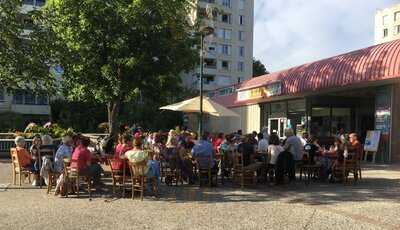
[107,99,121,138]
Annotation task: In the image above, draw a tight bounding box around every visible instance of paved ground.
[0,160,399,230]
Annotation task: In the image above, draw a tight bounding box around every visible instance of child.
[146,151,160,197]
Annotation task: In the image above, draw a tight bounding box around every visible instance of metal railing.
[0,133,107,158]
[0,139,33,157]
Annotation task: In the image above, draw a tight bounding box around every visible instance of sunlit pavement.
[0,160,399,230]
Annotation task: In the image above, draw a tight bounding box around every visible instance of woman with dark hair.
[303,136,321,165]
[30,135,42,186]
[112,134,133,172]
[213,132,224,153]
[268,133,284,166]
[323,137,344,181]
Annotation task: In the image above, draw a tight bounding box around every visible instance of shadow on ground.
[1,160,399,206]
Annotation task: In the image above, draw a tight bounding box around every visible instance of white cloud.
[254,0,400,72]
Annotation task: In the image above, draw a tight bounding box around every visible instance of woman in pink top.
[112,134,133,171]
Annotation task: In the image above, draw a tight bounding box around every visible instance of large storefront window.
[311,107,331,137]
[331,107,351,134]
[288,99,306,136]
[270,101,286,117]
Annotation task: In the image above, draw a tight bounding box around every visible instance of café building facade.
[210,39,400,163]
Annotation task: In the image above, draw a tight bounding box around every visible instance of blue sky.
[254,0,399,72]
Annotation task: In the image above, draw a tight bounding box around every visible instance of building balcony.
[0,102,11,112]
[10,104,50,115]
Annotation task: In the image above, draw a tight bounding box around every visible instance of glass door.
[268,118,287,138]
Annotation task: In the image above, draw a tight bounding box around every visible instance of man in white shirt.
[283,128,303,161]
[300,132,309,146]
[257,133,268,153]
[261,126,269,144]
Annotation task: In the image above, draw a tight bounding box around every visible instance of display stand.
[363,130,381,164]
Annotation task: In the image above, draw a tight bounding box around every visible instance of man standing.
[283,128,303,162]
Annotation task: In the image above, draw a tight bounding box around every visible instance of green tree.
[40,0,198,136]
[0,0,56,92]
[253,58,269,78]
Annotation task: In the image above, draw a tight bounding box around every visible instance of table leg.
[122,162,126,198]
[39,152,42,188]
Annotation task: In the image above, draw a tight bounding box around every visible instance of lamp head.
[200,26,215,36]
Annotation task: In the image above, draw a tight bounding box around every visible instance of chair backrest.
[233,151,244,168]
[344,156,358,168]
[68,159,81,176]
[128,161,146,177]
[63,159,71,174]
[108,158,123,175]
[196,155,212,171]
[39,148,55,158]
[10,148,21,171]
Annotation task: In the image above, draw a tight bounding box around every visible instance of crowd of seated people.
[11,124,366,199]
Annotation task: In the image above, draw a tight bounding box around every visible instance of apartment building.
[374,3,400,44]
[183,0,254,91]
[0,0,50,127]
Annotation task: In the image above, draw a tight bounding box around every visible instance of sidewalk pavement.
[0,160,399,230]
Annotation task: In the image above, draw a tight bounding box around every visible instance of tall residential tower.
[375,3,400,44]
[183,0,254,91]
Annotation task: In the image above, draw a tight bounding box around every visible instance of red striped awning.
[240,39,400,94]
[213,39,400,108]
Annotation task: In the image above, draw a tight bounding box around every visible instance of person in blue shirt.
[191,132,216,171]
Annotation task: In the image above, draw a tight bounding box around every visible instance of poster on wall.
[364,130,381,152]
[375,108,391,135]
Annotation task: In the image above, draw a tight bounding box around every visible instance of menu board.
[364,130,381,152]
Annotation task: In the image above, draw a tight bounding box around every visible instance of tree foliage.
[0,0,56,92]
[40,0,199,135]
[253,58,269,78]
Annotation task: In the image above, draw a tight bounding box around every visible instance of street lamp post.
[199,26,214,137]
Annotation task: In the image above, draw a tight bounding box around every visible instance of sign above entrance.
[237,82,282,101]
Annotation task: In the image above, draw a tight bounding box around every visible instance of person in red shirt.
[14,136,35,169]
[348,133,363,160]
[71,137,102,187]
[112,134,133,171]
[212,133,224,153]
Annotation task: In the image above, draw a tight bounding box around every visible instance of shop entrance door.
[268,118,287,139]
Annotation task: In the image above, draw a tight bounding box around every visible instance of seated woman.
[164,130,178,165]
[126,137,160,195]
[328,138,345,182]
[29,135,42,186]
[125,137,148,165]
[268,133,284,167]
[39,135,58,185]
[111,134,133,172]
[303,136,322,165]
[14,136,37,173]
[40,135,57,155]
